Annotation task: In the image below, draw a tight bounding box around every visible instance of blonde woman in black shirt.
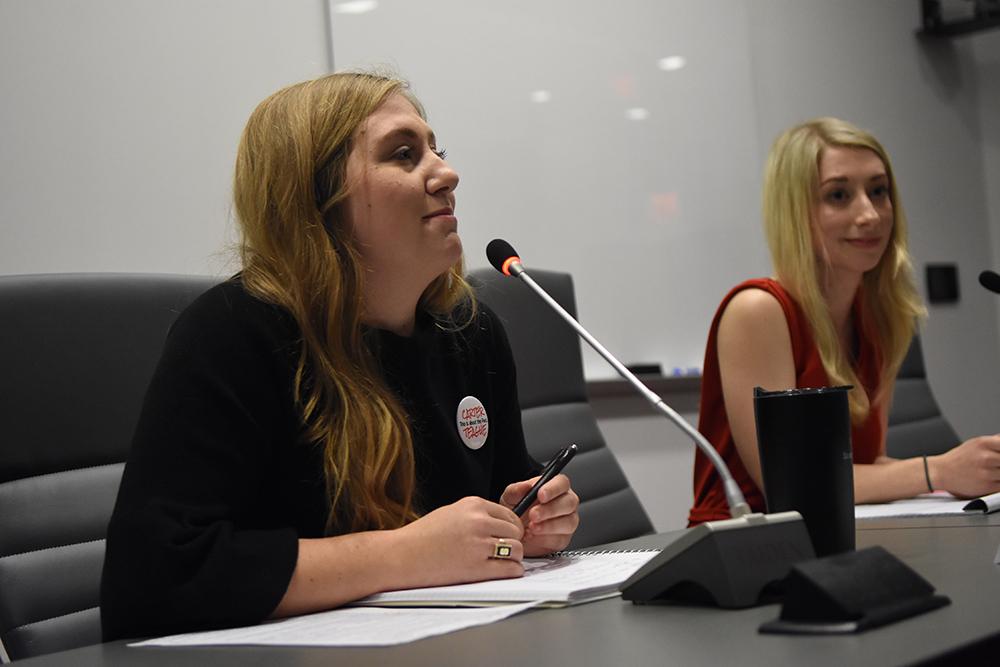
[101,72,579,639]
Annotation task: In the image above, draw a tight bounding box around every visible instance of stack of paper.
[131,550,659,648]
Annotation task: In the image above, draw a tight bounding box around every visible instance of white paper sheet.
[130,601,539,648]
[855,492,971,519]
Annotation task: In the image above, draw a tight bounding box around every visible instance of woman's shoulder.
[722,277,790,302]
[714,280,798,379]
[167,277,299,357]
[179,277,292,326]
[712,278,798,353]
[716,278,792,320]
[719,285,787,337]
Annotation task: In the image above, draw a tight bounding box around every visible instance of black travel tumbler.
[754,385,855,556]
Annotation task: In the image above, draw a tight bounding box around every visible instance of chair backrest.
[468,268,654,548]
[885,336,961,459]
[0,273,218,662]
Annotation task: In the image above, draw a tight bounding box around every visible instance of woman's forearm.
[853,457,931,504]
[270,530,405,618]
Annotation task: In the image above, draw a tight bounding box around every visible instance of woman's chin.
[443,234,464,264]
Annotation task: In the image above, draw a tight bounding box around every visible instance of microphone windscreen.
[979,270,1000,295]
[487,239,519,274]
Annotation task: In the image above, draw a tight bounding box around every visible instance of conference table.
[18,514,1000,666]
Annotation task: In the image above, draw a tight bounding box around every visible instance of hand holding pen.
[500,444,581,557]
[513,444,577,515]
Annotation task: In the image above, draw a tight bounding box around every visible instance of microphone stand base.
[620,512,815,608]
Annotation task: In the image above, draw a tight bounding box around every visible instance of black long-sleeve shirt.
[100,278,535,640]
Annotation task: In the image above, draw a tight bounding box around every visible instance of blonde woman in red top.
[690,118,1000,524]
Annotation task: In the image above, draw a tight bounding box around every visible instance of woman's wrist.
[378,526,415,592]
[925,454,944,493]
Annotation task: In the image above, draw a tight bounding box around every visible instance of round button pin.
[456,395,489,450]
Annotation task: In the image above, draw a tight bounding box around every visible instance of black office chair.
[0,273,219,662]
[885,336,961,459]
[468,268,654,549]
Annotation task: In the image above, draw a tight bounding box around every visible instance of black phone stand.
[759,545,950,634]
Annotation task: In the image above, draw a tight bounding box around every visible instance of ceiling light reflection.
[530,90,552,103]
[334,0,377,14]
[625,108,650,121]
[657,56,686,71]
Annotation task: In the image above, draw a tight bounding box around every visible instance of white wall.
[1,1,998,532]
[330,0,772,380]
[0,0,330,277]
[971,29,1000,335]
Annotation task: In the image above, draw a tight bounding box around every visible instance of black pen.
[513,443,578,516]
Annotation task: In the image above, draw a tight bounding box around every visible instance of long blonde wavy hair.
[233,72,475,533]
[763,117,926,422]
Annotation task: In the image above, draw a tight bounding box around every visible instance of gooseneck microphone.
[979,270,1000,295]
[486,239,814,608]
[487,239,750,518]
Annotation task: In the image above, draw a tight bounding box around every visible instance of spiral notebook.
[354,549,660,608]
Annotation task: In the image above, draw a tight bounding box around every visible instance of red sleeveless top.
[688,278,884,525]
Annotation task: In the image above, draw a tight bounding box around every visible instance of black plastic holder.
[759,545,951,634]
[621,512,814,608]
